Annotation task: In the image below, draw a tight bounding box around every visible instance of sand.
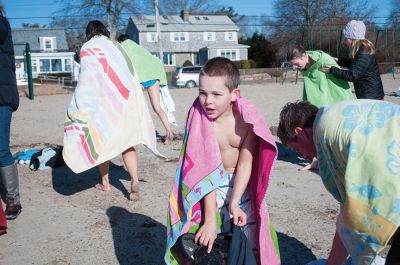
[0,74,399,264]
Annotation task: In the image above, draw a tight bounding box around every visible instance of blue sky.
[3,0,393,28]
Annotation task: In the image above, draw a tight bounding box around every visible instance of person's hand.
[230,203,247,227]
[319,66,331,73]
[299,157,319,171]
[194,220,217,253]
[332,57,339,62]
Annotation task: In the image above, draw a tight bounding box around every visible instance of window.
[147,32,158,42]
[171,32,188,42]
[224,32,237,41]
[40,37,56,51]
[31,60,37,72]
[203,32,215,41]
[40,59,50,72]
[52,59,62,72]
[203,17,209,20]
[64,59,71,72]
[195,16,200,20]
[163,52,175,66]
[218,49,238,60]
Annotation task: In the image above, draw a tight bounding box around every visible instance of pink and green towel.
[165,97,280,265]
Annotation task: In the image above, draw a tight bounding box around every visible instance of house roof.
[11,27,69,56]
[130,14,239,32]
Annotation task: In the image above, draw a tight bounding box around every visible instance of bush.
[233,60,257,69]
[182,60,193,67]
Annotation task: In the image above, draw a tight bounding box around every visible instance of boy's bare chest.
[214,121,247,150]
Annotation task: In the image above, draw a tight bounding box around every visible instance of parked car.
[172,66,202,88]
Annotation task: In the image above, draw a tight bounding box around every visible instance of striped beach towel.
[63,35,163,173]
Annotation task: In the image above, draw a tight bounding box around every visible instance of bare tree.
[52,0,149,40]
[269,0,375,34]
[264,0,377,61]
[389,0,400,27]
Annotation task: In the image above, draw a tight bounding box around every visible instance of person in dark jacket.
[320,20,385,100]
[0,3,22,220]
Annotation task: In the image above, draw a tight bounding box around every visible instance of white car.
[172,66,202,88]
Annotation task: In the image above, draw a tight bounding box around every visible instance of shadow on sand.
[277,232,317,265]
[51,162,134,198]
[276,142,310,167]
[107,206,167,265]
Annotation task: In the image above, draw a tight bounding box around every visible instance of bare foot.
[95,183,111,191]
[163,131,174,145]
[129,182,139,201]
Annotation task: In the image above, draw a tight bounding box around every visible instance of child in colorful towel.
[277,100,400,265]
[165,57,280,264]
[63,21,163,200]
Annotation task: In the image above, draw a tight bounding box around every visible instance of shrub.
[182,60,193,66]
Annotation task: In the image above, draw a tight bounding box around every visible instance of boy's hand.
[230,204,247,227]
[319,65,331,73]
[194,220,217,253]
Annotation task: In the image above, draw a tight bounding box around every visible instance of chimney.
[181,10,189,22]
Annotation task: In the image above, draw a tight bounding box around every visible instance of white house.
[126,10,249,71]
[12,27,76,80]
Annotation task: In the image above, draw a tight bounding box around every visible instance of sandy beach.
[0,74,399,265]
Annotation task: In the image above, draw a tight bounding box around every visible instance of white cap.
[343,20,366,40]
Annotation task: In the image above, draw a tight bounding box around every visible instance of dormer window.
[40,37,56,51]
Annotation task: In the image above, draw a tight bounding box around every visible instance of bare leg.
[147,81,174,145]
[122,147,139,201]
[96,161,111,191]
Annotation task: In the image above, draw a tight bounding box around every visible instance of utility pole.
[154,0,164,65]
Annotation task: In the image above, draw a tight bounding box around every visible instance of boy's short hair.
[288,45,306,61]
[199,57,240,91]
[117,34,130,43]
[277,101,319,145]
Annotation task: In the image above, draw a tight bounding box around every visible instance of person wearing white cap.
[320,20,385,100]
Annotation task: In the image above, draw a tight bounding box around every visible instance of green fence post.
[25,43,34,100]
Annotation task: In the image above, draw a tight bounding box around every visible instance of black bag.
[29,146,65,170]
[171,233,231,265]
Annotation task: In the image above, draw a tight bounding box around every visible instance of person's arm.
[336,57,352,68]
[326,231,348,265]
[0,16,9,43]
[194,190,217,253]
[329,52,371,82]
[229,127,256,226]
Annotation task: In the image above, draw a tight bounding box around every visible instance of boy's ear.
[294,127,303,135]
[231,88,240,101]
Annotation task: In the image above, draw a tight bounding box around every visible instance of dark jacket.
[0,12,19,110]
[330,46,384,100]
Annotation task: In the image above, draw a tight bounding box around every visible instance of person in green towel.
[288,45,354,108]
[117,34,174,144]
[288,45,355,171]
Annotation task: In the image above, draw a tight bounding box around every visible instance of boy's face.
[198,75,239,120]
[290,53,308,70]
[286,127,317,159]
